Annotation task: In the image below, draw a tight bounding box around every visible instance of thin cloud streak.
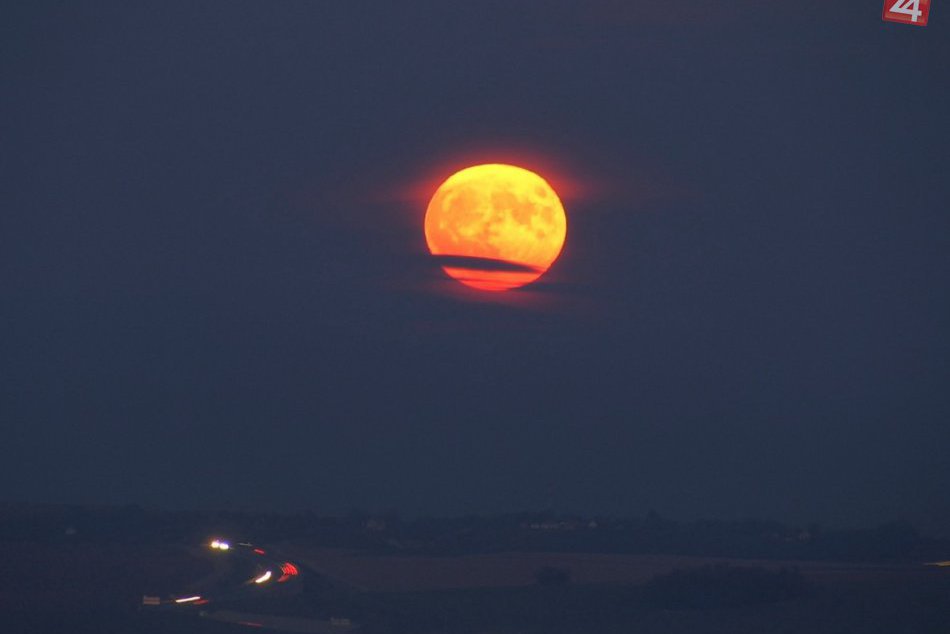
[429,254,543,273]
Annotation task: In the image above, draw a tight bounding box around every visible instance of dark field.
[2,508,949,633]
[3,544,949,633]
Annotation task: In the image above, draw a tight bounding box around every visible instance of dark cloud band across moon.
[429,254,543,273]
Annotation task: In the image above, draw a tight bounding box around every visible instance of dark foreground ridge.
[1,504,949,634]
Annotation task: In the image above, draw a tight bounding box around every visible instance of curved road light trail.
[145,538,344,632]
[153,538,301,607]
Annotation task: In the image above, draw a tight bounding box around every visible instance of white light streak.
[253,570,272,584]
[175,596,202,604]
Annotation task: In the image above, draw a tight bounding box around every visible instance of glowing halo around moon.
[424,164,567,291]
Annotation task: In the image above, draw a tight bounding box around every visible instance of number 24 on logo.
[883,0,932,26]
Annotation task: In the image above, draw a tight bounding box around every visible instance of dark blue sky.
[2,1,949,533]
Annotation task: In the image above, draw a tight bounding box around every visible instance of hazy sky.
[3,1,949,533]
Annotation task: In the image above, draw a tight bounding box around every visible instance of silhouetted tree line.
[0,503,945,563]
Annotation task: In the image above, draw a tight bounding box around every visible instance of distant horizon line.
[0,498,941,536]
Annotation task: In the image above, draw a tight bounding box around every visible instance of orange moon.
[424,164,567,291]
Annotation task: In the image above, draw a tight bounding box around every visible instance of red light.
[253,548,266,555]
[277,561,299,583]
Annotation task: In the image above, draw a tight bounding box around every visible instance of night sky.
[3,2,949,534]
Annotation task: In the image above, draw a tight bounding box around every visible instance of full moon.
[424,164,567,291]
